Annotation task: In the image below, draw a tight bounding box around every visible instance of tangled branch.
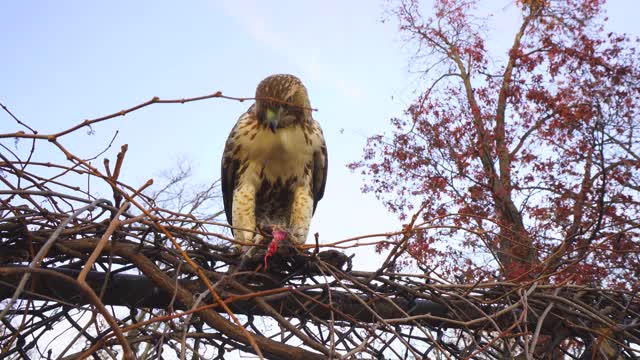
[1,97,638,359]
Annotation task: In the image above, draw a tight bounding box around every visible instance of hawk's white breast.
[240,125,314,185]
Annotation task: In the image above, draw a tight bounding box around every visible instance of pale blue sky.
[2,1,639,271]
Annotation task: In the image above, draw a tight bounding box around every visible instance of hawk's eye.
[281,97,293,111]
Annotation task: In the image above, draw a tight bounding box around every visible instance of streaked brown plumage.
[221,74,327,253]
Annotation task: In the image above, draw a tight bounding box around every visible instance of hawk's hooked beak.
[265,107,283,133]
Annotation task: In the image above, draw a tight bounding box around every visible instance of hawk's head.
[254,74,311,132]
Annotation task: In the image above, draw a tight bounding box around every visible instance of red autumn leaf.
[349,0,640,289]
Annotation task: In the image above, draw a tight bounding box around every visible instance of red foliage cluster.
[351,0,640,287]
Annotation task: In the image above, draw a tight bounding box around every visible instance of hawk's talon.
[228,246,242,256]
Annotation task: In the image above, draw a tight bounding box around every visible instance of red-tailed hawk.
[221,74,327,255]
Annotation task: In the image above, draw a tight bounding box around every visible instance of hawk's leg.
[232,183,257,252]
[289,185,314,245]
